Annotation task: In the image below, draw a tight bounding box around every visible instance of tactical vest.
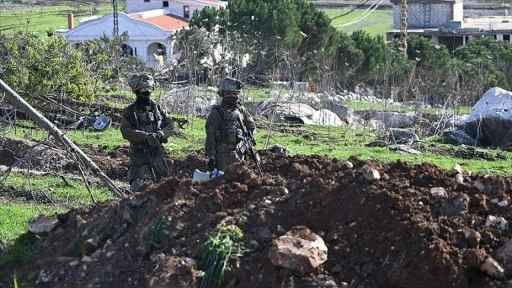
[129,102,163,133]
[214,105,244,145]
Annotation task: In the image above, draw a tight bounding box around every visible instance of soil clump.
[1,137,512,288]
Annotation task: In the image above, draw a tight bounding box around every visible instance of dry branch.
[0,78,123,198]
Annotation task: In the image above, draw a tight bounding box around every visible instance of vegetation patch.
[201,222,246,288]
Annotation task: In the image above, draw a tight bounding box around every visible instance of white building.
[387,0,512,51]
[56,0,227,66]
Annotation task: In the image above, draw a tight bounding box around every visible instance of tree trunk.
[0,79,124,198]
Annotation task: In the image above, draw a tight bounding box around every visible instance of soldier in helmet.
[204,77,256,172]
[120,73,174,192]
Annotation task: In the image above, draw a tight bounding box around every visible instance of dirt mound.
[2,140,512,287]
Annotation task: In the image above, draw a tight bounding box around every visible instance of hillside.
[1,135,512,287]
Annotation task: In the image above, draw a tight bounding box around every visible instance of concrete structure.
[387,0,512,51]
[56,0,227,67]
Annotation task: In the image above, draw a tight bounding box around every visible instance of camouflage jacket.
[204,101,255,157]
[120,100,174,149]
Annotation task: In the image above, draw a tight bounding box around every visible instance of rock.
[263,103,344,126]
[495,240,512,275]
[35,270,52,285]
[268,226,328,274]
[480,257,505,280]
[389,144,421,155]
[459,87,512,146]
[83,237,99,256]
[360,165,380,181]
[442,129,477,146]
[450,164,462,176]
[454,173,464,185]
[439,194,469,217]
[344,161,354,169]
[430,187,448,198]
[485,215,508,230]
[268,144,291,154]
[388,128,419,144]
[465,230,481,249]
[373,111,417,128]
[28,214,60,234]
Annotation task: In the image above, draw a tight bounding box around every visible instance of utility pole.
[400,0,408,54]
[113,0,119,37]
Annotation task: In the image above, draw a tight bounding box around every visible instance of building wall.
[393,2,454,29]
[127,0,167,14]
[127,0,219,17]
[453,1,463,22]
[59,0,225,65]
[57,13,173,66]
[160,3,210,19]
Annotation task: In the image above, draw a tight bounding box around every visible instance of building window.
[504,35,511,42]
[184,5,190,18]
[163,1,168,7]
[144,0,150,2]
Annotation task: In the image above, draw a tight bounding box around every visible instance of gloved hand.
[147,131,163,147]
[207,159,216,172]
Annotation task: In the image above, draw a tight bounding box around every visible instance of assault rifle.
[237,117,263,176]
[133,111,157,182]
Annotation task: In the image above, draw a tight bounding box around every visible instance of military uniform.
[205,77,256,171]
[120,73,174,192]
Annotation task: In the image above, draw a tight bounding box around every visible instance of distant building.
[386,0,512,50]
[56,0,227,67]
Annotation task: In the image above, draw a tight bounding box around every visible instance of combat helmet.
[128,73,154,93]
[218,77,243,94]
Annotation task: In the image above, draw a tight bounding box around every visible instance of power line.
[334,0,384,28]
[330,0,371,21]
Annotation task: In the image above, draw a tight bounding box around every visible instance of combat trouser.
[127,146,169,188]
[215,144,244,171]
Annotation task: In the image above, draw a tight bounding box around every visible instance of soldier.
[204,77,256,172]
[120,73,174,192]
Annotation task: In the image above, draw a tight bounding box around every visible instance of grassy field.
[1,97,510,245]
[0,3,118,38]
[322,8,394,37]
[0,3,393,39]
[0,0,507,258]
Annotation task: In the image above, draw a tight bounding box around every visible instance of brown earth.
[1,136,512,288]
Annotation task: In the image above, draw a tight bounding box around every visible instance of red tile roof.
[129,13,189,31]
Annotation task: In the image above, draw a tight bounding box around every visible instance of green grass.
[0,202,64,267]
[0,171,111,249]
[3,172,111,204]
[0,171,111,266]
[167,116,206,156]
[3,122,126,152]
[0,202,65,240]
[0,231,40,267]
[0,4,118,38]
[344,100,473,114]
[1,87,512,259]
[201,222,245,288]
[322,8,394,36]
[0,4,392,40]
[258,120,512,174]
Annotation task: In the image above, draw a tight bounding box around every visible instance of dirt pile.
[2,138,512,287]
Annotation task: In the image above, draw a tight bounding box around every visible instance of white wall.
[453,1,463,22]
[57,13,173,65]
[127,0,227,17]
[393,2,455,29]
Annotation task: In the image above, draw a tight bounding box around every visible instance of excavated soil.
[1,136,512,288]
